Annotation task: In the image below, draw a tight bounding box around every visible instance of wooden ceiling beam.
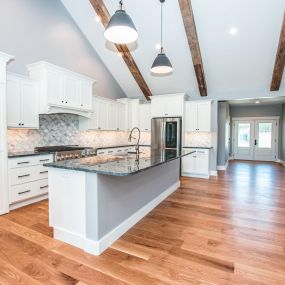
[271,11,285,91]
[178,0,207,96]
[89,0,152,100]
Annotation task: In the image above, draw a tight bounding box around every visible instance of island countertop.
[45,148,194,176]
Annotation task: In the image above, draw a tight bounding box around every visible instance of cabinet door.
[139,104,151,131]
[46,70,64,105]
[96,99,108,130]
[151,99,165,118]
[7,77,21,128]
[64,75,81,107]
[185,102,198,132]
[117,103,126,131]
[80,81,92,110]
[182,154,196,174]
[195,154,209,175]
[165,98,183,117]
[197,102,211,132]
[108,102,117,130]
[21,81,39,128]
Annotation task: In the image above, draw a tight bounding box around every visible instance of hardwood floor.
[1,160,285,284]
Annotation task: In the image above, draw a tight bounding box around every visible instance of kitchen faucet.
[128,127,141,161]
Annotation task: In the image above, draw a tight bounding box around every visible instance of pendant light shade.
[104,1,138,45]
[151,0,173,75]
[151,52,173,74]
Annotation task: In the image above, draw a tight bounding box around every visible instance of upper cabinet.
[7,73,39,129]
[185,101,212,132]
[80,96,126,131]
[151,93,186,118]
[139,104,151,131]
[27,61,95,117]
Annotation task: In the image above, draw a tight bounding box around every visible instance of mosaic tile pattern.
[7,114,151,152]
[184,132,213,147]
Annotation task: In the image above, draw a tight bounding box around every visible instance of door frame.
[232,116,279,162]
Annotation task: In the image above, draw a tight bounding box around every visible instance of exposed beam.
[89,0,152,100]
[178,0,207,96]
[271,11,285,91]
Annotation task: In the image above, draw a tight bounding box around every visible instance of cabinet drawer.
[9,154,53,169]
[9,179,48,204]
[9,165,49,186]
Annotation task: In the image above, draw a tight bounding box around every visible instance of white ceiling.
[61,0,285,100]
[229,96,285,106]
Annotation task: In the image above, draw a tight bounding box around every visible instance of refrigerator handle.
[161,120,166,149]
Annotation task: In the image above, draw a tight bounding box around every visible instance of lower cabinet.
[8,154,53,208]
[182,148,210,179]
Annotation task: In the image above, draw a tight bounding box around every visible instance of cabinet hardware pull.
[17,161,30,165]
[18,174,30,178]
[40,185,48,189]
[18,190,31,195]
[39,159,50,162]
[108,151,113,153]
[40,171,48,174]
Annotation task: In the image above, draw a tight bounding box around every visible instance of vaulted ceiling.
[61,0,285,100]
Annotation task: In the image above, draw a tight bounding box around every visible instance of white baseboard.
[210,170,218,176]
[217,160,229,171]
[9,194,48,211]
[278,159,285,166]
[54,181,180,256]
[182,173,209,179]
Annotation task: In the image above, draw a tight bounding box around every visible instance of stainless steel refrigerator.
[151,117,182,151]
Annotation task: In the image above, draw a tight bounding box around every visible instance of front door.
[233,119,278,162]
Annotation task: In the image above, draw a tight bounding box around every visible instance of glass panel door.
[237,123,251,147]
[165,121,178,149]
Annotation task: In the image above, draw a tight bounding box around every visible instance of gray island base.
[47,149,193,255]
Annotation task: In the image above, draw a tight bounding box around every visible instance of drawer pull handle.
[18,190,31,195]
[18,174,30,178]
[17,161,30,165]
[40,159,50,162]
[40,171,48,174]
[40,185,48,189]
[108,151,113,153]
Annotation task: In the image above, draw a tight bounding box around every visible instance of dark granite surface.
[45,149,194,176]
[8,151,52,158]
[183,146,213,149]
[96,144,150,150]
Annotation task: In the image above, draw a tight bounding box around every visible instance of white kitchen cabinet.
[182,148,210,178]
[8,154,53,209]
[27,61,95,117]
[151,93,186,118]
[139,104,151,131]
[108,102,117,131]
[185,101,212,132]
[95,98,108,130]
[7,73,39,129]
[117,103,126,131]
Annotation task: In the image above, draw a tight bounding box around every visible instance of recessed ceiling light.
[229,27,238,35]
[255,100,260,104]
[155,43,161,50]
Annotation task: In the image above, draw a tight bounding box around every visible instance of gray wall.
[230,104,282,158]
[0,0,125,100]
[217,102,230,166]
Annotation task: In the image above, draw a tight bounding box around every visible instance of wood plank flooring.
[1,160,285,284]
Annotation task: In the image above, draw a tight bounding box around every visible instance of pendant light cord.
[119,0,123,10]
[160,1,163,54]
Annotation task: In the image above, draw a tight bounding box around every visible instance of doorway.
[233,117,279,162]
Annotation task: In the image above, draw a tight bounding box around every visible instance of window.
[258,123,272,148]
[238,123,250,147]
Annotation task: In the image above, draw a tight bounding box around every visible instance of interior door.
[253,120,277,161]
[234,121,254,160]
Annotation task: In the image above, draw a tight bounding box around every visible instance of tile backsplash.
[8,114,151,152]
[184,132,213,148]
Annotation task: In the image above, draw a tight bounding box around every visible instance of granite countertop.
[45,149,194,176]
[183,146,213,149]
[8,151,52,158]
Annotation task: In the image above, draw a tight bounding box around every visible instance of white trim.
[9,194,48,211]
[53,181,180,256]
[278,160,285,166]
[232,116,280,121]
[217,160,229,171]
[210,170,218,176]
[182,173,210,179]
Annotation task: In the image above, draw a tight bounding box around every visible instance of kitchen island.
[45,148,194,255]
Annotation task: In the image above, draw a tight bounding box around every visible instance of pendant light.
[151,0,173,75]
[104,1,138,45]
